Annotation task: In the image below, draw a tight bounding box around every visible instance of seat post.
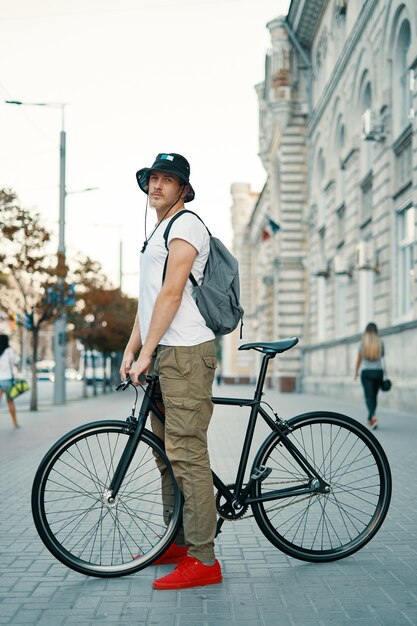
[254,353,274,400]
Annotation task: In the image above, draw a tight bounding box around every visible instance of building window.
[394,127,412,192]
[360,79,373,175]
[397,205,415,318]
[360,171,373,224]
[358,269,374,331]
[393,19,412,138]
[336,203,345,246]
[317,277,326,342]
[335,119,345,206]
[316,226,327,342]
[317,149,326,225]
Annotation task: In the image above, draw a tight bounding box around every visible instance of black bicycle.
[32,337,392,578]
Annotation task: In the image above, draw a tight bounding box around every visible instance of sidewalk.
[0,384,416,625]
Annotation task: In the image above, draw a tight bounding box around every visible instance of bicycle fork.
[102,380,156,506]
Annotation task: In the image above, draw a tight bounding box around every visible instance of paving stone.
[0,388,416,625]
[0,604,19,618]
[7,610,43,623]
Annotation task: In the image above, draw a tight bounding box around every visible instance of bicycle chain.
[217,481,320,522]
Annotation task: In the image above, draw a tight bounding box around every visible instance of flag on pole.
[266,215,280,234]
[261,215,280,241]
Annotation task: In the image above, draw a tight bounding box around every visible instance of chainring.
[215,483,249,520]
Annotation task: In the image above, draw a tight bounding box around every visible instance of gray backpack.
[163,210,244,337]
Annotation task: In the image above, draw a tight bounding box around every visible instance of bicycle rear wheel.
[32,421,182,577]
[251,412,391,562]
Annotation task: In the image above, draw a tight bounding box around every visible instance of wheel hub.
[101,489,119,508]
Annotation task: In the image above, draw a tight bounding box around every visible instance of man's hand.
[129,352,152,386]
[120,351,135,382]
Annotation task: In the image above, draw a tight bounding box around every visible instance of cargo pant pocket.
[163,396,209,440]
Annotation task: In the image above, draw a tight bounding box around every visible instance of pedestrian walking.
[0,334,20,428]
[120,153,221,590]
[354,322,384,429]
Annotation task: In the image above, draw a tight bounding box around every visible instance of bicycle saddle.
[238,337,299,354]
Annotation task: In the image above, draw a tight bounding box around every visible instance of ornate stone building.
[228,0,417,411]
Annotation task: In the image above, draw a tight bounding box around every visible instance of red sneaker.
[153,543,188,565]
[133,542,188,565]
[153,556,222,590]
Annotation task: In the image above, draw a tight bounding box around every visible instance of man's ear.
[181,184,190,199]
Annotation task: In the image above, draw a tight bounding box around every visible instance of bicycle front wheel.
[251,412,391,562]
[32,421,182,577]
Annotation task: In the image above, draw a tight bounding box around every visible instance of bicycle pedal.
[251,466,272,482]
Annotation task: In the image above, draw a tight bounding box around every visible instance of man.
[120,153,221,590]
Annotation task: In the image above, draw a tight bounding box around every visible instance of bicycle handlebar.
[116,373,147,391]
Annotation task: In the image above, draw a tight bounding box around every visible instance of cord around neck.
[141,185,185,253]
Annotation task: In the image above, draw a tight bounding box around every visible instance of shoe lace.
[176,556,198,572]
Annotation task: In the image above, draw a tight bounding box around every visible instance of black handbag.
[380,378,392,392]
[381,357,392,392]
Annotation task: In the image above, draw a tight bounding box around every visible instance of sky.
[0,0,291,297]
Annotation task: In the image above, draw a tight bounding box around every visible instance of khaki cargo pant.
[150,340,217,564]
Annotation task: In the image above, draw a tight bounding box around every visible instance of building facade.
[230,0,417,411]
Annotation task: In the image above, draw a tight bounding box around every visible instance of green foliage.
[0,188,137,406]
[0,188,68,326]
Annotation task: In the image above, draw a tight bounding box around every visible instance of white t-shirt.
[139,211,215,346]
[0,347,17,379]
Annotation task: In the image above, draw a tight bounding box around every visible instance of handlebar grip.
[115,373,147,390]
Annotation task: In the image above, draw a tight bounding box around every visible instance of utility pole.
[54,108,67,404]
[5,100,68,404]
[5,100,99,405]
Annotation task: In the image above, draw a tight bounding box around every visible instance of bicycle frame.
[108,352,329,511]
[211,353,329,511]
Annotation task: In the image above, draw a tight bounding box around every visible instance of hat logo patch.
[160,154,174,161]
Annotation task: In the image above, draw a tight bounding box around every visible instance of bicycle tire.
[32,421,182,577]
[251,411,391,562]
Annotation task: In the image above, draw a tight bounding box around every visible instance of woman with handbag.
[0,334,20,428]
[354,322,384,430]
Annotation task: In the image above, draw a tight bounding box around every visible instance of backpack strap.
[162,210,211,285]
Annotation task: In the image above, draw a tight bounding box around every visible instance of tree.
[69,261,137,395]
[0,189,74,410]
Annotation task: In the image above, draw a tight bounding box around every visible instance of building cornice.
[287,0,327,47]
[302,319,417,352]
[307,0,379,136]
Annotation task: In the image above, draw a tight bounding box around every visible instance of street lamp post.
[55,106,67,405]
[5,100,98,405]
[5,100,68,404]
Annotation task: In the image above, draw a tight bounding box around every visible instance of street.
[0,382,416,625]
[11,379,100,412]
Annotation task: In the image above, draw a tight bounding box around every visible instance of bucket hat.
[136,153,195,202]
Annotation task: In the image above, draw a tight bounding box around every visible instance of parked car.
[49,368,83,383]
[36,360,55,381]
[65,368,82,381]
[84,366,105,385]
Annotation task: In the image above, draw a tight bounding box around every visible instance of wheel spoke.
[253,413,391,562]
[32,425,182,576]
